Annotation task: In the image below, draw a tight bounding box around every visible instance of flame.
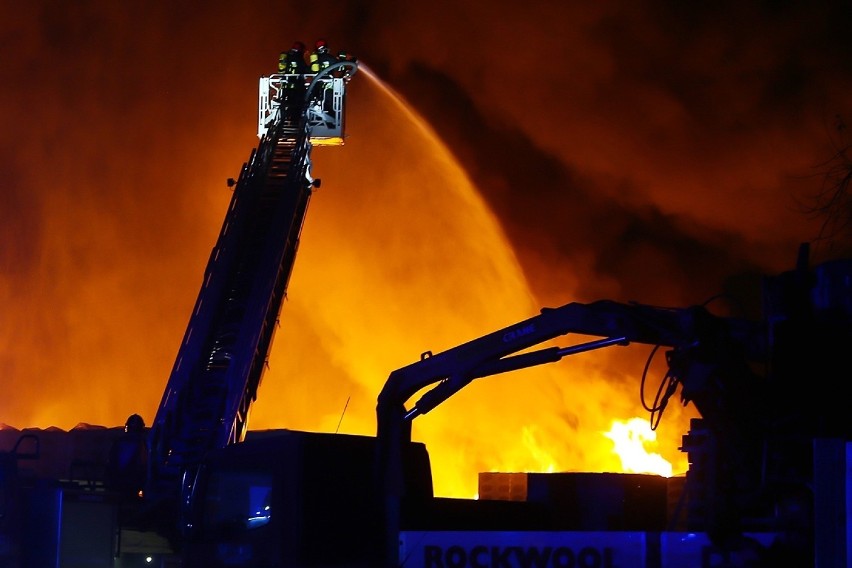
[520,426,558,474]
[604,417,674,477]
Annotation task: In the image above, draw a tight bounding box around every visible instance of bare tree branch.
[803,114,852,253]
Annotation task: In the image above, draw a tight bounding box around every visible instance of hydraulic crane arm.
[378,299,765,425]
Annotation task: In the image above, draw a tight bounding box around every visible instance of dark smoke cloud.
[377,2,852,309]
[2,2,850,446]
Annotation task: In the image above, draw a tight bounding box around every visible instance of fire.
[604,417,673,477]
[520,426,558,474]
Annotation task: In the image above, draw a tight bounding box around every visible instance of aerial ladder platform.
[146,61,358,514]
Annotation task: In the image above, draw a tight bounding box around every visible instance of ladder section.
[148,118,315,499]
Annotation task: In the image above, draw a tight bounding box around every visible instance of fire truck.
[0,59,359,567]
[3,55,852,567]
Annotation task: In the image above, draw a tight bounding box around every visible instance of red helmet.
[315,39,328,51]
[291,41,305,52]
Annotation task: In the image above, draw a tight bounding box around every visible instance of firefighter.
[337,50,356,64]
[334,50,357,78]
[107,413,149,499]
[309,39,337,74]
[277,41,309,119]
[279,41,309,75]
[308,39,338,120]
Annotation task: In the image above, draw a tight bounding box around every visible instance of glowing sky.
[2,2,850,497]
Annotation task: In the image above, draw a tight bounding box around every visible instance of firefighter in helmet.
[107,413,149,499]
[333,50,357,78]
[279,41,309,76]
[309,39,337,74]
[277,41,309,118]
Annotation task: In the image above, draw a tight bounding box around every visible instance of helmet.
[125,413,145,434]
[291,41,305,52]
[315,39,328,52]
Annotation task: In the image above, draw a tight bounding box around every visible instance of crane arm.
[378,300,764,424]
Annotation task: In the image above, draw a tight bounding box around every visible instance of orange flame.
[604,417,674,477]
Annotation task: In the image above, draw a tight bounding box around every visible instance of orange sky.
[2,2,850,497]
